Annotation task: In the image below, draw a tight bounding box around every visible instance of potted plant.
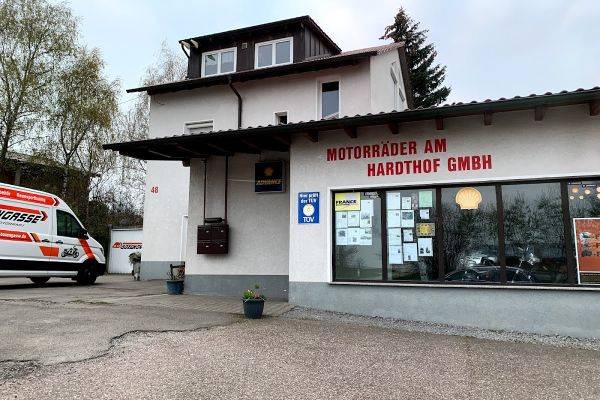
[242,283,266,319]
[129,251,142,281]
[166,264,185,295]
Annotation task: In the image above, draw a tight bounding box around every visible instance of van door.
[54,210,89,269]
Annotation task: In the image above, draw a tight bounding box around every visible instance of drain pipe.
[228,77,242,129]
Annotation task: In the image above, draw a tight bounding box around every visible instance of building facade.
[106,17,600,338]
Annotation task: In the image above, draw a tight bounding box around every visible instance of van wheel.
[30,277,50,285]
[76,263,97,285]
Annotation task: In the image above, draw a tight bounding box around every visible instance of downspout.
[226,77,242,223]
[228,77,242,129]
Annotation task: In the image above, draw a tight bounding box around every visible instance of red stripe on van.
[79,239,95,260]
[0,229,32,242]
[0,203,44,216]
[0,187,56,206]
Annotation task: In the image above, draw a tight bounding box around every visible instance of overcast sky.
[66,0,600,106]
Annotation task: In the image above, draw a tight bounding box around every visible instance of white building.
[105,16,600,338]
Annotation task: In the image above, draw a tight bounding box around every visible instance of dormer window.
[255,37,293,68]
[201,47,237,77]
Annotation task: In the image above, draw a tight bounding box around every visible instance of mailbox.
[197,224,229,254]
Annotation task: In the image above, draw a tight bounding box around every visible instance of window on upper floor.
[255,37,293,69]
[321,81,339,119]
[185,120,213,135]
[202,48,237,77]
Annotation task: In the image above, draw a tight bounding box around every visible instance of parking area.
[1,275,600,399]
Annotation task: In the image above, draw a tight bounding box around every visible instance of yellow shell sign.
[334,193,361,211]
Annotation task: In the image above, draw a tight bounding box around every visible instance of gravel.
[283,306,600,351]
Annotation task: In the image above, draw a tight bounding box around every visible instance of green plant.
[243,283,266,301]
[167,265,184,281]
[128,251,141,265]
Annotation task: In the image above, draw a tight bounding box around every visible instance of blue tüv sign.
[298,192,319,224]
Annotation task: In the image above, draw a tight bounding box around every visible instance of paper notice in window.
[388,228,402,245]
[401,197,412,210]
[419,191,433,208]
[389,245,404,264]
[336,212,348,228]
[418,238,433,257]
[401,210,415,228]
[419,209,430,220]
[403,243,418,262]
[387,192,401,210]
[359,228,372,246]
[347,211,360,227]
[347,228,361,245]
[387,210,401,228]
[336,229,348,245]
[403,229,414,242]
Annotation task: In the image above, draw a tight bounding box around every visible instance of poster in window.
[418,238,433,257]
[401,197,412,210]
[336,229,348,246]
[336,212,348,228]
[387,192,401,210]
[347,228,361,245]
[403,243,418,262]
[416,223,436,237]
[347,211,360,227]
[388,228,402,246]
[387,210,401,228]
[419,191,433,208]
[574,218,600,283]
[403,229,414,242]
[389,245,404,264]
[401,210,415,228]
[419,209,430,220]
[334,192,361,211]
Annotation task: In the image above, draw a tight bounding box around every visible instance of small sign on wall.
[298,192,319,224]
[255,161,285,193]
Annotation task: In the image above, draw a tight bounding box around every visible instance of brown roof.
[104,86,600,161]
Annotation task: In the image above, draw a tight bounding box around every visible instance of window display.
[333,177,600,286]
[334,192,382,280]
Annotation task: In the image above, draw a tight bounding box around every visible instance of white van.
[0,183,105,284]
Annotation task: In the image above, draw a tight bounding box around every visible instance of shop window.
[503,183,566,284]
[568,181,600,284]
[321,81,339,119]
[386,189,437,281]
[442,186,499,281]
[202,48,236,77]
[255,37,293,68]
[334,192,382,280]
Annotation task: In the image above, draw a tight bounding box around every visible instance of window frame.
[331,176,597,288]
[254,37,294,69]
[201,47,237,77]
[318,79,340,119]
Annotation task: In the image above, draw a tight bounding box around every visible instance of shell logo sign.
[455,187,482,210]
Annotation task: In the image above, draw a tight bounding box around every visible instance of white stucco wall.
[186,152,290,276]
[143,57,402,265]
[288,104,600,283]
[369,49,406,112]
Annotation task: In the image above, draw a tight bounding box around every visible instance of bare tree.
[0,0,77,167]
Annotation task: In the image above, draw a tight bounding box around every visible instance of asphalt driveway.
[1,275,599,399]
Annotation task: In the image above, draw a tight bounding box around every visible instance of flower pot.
[166,280,184,295]
[243,298,265,319]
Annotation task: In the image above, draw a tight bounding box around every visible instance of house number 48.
[150,186,159,194]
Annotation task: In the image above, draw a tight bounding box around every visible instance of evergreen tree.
[382,7,451,108]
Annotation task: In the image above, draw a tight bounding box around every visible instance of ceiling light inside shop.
[585,189,592,195]
[572,187,579,194]
[579,195,584,200]
[597,194,600,199]
[570,195,575,200]
[455,187,482,210]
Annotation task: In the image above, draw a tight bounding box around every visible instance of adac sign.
[255,161,285,193]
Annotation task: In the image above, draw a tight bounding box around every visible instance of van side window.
[56,210,83,238]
